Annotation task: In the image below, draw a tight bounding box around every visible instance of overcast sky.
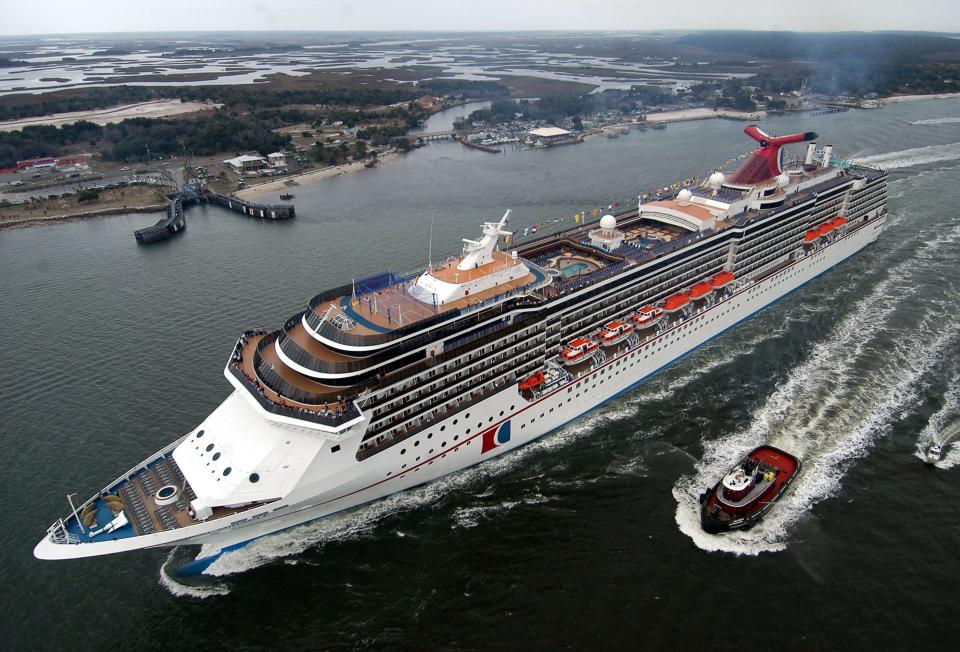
[3,0,959,36]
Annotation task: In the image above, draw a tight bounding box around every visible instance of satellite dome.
[677,188,693,204]
[708,171,725,189]
[600,214,617,230]
[777,173,790,187]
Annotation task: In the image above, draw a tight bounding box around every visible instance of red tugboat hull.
[698,445,801,533]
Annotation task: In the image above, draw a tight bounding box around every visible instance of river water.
[2,99,959,649]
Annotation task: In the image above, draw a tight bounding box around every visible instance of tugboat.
[925,442,943,464]
[598,320,634,347]
[560,337,599,366]
[699,445,801,533]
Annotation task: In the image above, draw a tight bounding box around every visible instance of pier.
[134,187,294,244]
[204,190,295,220]
[133,194,185,244]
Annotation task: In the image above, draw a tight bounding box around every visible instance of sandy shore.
[884,92,960,103]
[234,151,399,200]
[0,100,219,132]
[646,108,765,123]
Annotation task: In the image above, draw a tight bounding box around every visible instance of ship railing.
[46,518,82,545]
[357,354,542,458]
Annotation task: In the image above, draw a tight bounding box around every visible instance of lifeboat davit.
[560,337,599,366]
[598,320,634,347]
[712,271,735,288]
[699,445,802,533]
[831,216,847,228]
[662,293,690,313]
[519,370,545,392]
[631,305,664,327]
[690,281,714,300]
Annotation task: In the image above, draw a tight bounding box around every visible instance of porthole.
[249,473,260,483]
[196,430,204,439]
[465,413,470,419]
[414,441,420,447]
[453,435,459,441]
[466,429,471,434]
[401,448,406,455]
[212,452,221,461]
[440,425,446,432]
[477,422,482,428]
[441,441,447,447]
[427,433,433,439]
[453,419,458,425]
[499,411,504,416]
[223,467,232,477]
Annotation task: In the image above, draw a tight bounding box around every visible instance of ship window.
[453,435,459,441]
[414,441,420,446]
[427,433,433,439]
[401,448,406,455]
[477,422,482,428]
[465,413,471,418]
[223,467,232,477]
[331,445,340,453]
[196,430,204,439]
[440,425,446,432]
[212,452,221,461]
[453,419,458,425]
[205,444,214,452]
[466,429,471,434]
[249,473,260,483]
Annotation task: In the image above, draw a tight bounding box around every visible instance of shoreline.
[234,150,401,200]
[0,202,168,230]
[884,92,960,103]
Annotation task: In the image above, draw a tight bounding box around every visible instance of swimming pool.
[561,261,589,277]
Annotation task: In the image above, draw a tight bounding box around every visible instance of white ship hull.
[36,209,885,570]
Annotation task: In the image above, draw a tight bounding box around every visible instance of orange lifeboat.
[831,216,847,228]
[519,370,545,392]
[690,281,714,300]
[803,229,819,243]
[818,223,834,237]
[712,271,735,288]
[663,293,690,313]
[631,305,664,327]
[560,337,599,366]
[598,320,634,347]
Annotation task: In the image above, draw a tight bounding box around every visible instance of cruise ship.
[35,126,888,573]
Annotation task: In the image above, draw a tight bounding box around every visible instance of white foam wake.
[674,223,960,555]
[159,550,231,598]
[914,374,960,469]
[910,117,960,125]
[854,142,960,169]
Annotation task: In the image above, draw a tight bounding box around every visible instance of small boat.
[925,443,943,464]
[519,370,545,392]
[689,281,714,300]
[712,271,735,288]
[631,305,664,328]
[560,337,599,366]
[598,320,634,347]
[699,445,801,533]
[662,292,690,313]
[279,193,295,201]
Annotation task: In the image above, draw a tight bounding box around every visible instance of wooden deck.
[237,334,349,410]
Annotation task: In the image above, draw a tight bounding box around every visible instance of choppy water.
[2,99,959,649]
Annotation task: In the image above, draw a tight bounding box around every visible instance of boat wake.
[673,225,960,555]
[854,142,960,169]
[910,117,960,125]
[159,549,231,598]
[914,376,960,469]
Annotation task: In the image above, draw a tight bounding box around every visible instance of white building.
[223,154,268,174]
[267,152,287,168]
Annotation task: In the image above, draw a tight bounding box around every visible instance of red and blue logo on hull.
[480,421,511,454]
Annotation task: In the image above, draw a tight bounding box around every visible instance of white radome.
[708,171,725,188]
[600,214,617,230]
[777,173,791,187]
[676,188,692,204]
